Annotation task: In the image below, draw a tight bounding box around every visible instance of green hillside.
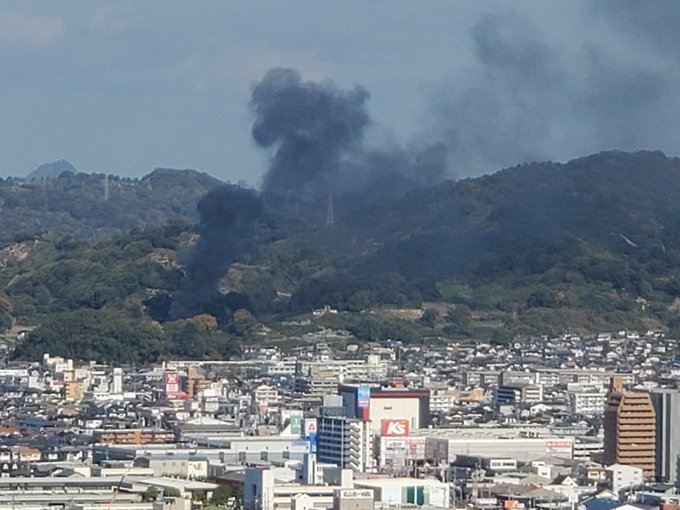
[4,150,680,361]
[0,168,222,243]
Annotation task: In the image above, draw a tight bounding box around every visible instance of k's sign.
[381,419,410,436]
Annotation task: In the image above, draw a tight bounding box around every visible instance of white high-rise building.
[111,367,123,394]
[317,416,372,473]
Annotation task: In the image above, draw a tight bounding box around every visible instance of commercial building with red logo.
[381,419,410,437]
[339,385,430,433]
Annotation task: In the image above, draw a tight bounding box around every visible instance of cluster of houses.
[0,328,678,510]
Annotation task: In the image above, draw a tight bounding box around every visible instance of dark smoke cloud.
[251,68,370,200]
[595,0,680,55]
[434,12,565,174]
[251,68,448,204]
[170,70,449,319]
[169,2,680,319]
[577,48,671,150]
[247,5,680,184]
[433,7,680,177]
[169,184,263,320]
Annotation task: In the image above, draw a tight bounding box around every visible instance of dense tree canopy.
[5,151,680,358]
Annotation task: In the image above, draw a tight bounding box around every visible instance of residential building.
[603,377,656,476]
[605,463,643,493]
[495,383,544,407]
[567,384,607,416]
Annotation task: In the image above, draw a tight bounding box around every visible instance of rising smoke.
[251,67,448,205]
[251,68,370,201]
[250,4,680,187]
[433,7,680,176]
[171,69,451,318]
[596,0,680,54]
[171,1,680,318]
[169,185,263,320]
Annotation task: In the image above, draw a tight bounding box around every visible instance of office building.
[651,388,680,483]
[316,416,372,473]
[338,385,430,432]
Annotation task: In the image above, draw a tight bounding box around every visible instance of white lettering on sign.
[381,419,410,436]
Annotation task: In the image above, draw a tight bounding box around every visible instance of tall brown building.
[603,376,656,476]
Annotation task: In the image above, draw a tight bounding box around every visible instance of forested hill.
[0,168,222,243]
[347,150,680,276]
[6,150,680,362]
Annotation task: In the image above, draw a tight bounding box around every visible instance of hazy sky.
[1,1,679,184]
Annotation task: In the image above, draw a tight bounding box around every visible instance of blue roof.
[584,499,621,510]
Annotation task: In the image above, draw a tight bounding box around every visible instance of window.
[406,487,415,504]
[416,487,425,506]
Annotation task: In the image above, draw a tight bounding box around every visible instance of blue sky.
[0,1,678,184]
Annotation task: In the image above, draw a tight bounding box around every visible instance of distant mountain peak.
[27,159,77,180]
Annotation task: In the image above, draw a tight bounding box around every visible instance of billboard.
[382,437,426,461]
[384,439,407,455]
[164,371,180,399]
[381,419,410,437]
[304,418,317,453]
[425,438,449,462]
[290,416,301,436]
[303,418,317,437]
[357,385,371,408]
[546,440,572,457]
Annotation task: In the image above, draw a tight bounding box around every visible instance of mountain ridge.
[5,150,680,361]
[26,159,78,180]
[0,167,223,243]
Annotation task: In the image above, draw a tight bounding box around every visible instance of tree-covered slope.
[290,150,680,336]
[0,168,222,243]
[354,150,680,277]
[5,150,680,360]
[3,226,242,363]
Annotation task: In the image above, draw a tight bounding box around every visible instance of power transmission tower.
[326,193,335,226]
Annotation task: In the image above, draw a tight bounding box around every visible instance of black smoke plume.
[169,185,263,320]
[168,69,452,320]
[170,3,680,319]
[251,68,448,208]
[433,8,680,176]
[251,68,370,201]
